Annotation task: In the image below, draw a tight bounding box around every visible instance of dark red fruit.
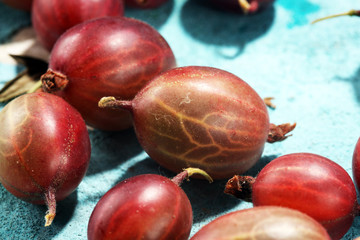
[0,92,91,226]
[99,66,294,179]
[1,0,33,11]
[31,0,125,50]
[191,206,331,240]
[41,16,176,131]
[209,0,274,14]
[312,9,360,24]
[353,138,360,190]
[87,168,212,240]
[225,153,358,240]
[125,0,168,9]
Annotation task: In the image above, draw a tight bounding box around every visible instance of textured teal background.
[1,0,360,239]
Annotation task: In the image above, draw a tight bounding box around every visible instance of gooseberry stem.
[44,187,56,227]
[312,9,360,24]
[238,0,251,14]
[171,168,213,186]
[27,80,42,94]
[98,97,133,112]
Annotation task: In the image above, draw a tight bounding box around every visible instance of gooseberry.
[209,0,274,14]
[99,66,295,179]
[31,0,125,50]
[1,0,33,11]
[41,16,176,131]
[224,152,358,240]
[191,206,331,240]
[87,168,212,240]
[0,92,91,226]
[352,137,360,190]
[125,0,169,9]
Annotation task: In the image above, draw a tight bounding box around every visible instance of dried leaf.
[0,54,48,102]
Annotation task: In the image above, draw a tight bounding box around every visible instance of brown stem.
[171,168,213,186]
[267,122,296,143]
[98,97,134,112]
[263,97,276,109]
[44,187,56,227]
[41,69,69,93]
[312,10,360,24]
[224,175,255,202]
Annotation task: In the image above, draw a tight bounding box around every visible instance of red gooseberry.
[41,16,176,131]
[125,0,169,9]
[98,66,295,179]
[87,168,212,240]
[190,206,331,240]
[31,0,125,50]
[224,152,359,240]
[0,92,91,226]
[353,137,360,190]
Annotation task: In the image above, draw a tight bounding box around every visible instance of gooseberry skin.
[251,153,357,240]
[87,174,192,240]
[42,16,176,131]
[125,0,168,9]
[1,0,32,11]
[190,206,331,240]
[352,138,360,190]
[0,92,91,225]
[31,0,124,50]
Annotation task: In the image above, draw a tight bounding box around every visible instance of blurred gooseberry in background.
[31,0,125,50]
[0,92,91,226]
[41,16,176,131]
[190,206,331,240]
[225,152,358,240]
[99,66,294,179]
[352,137,360,190]
[125,0,169,9]
[87,168,212,240]
[1,0,33,11]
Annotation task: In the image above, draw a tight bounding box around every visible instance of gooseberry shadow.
[86,127,144,176]
[0,187,77,239]
[334,66,360,105]
[124,0,174,29]
[180,0,275,56]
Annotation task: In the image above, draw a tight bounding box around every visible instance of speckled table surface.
[0,0,360,239]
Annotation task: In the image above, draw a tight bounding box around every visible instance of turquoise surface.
[1,0,360,239]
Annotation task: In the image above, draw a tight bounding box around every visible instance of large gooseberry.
[224,152,358,240]
[87,168,212,240]
[31,0,125,50]
[0,92,91,226]
[1,0,32,11]
[190,206,331,240]
[99,66,295,179]
[41,16,176,131]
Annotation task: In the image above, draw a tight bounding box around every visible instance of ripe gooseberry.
[41,16,176,131]
[352,138,360,190]
[190,206,331,240]
[31,0,125,50]
[0,92,91,226]
[209,0,274,14]
[125,0,169,9]
[224,152,359,240]
[99,66,295,179]
[87,168,213,240]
